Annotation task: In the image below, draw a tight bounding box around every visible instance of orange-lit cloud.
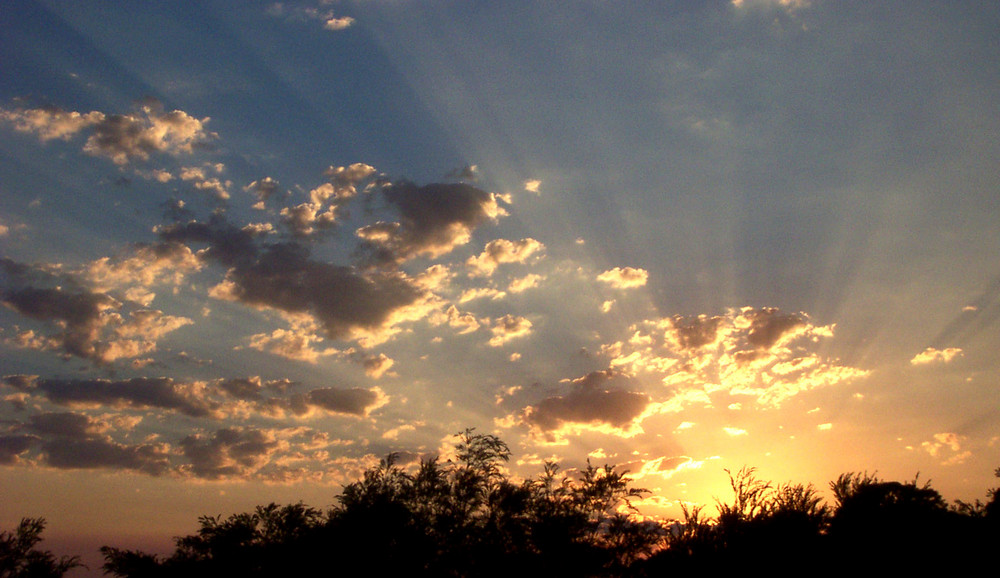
[910,347,963,365]
[597,266,649,289]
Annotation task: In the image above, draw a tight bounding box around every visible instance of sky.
[2,0,999,573]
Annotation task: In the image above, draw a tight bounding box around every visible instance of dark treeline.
[4,429,999,577]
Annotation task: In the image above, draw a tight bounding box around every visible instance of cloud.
[357,182,508,263]
[524,179,541,193]
[602,307,866,409]
[324,16,355,31]
[268,3,356,32]
[910,347,963,365]
[489,314,533,346]
[8,376,220,418]
[245,177,283,208]
[303,386,388,417]
[179,426,284,480]
[247,328,338,363]
[730,0,809,11]
[597,266,648,289]
[23,411,171,475]
[85,241,203,304]
[280,202,338,236]
[159,217,434,344]
[1,258,190,365]
[466,238,544,276]
[508,273,544,293]
[0,106,103,140]
[323,163,378,195]
[180,164,231,200]
[458,287,506,303]
[512,370,652,443]
[743,307,809,349]
[431,305,481,334]
[664,314,727,351]
[447,164,479,181]
[0,434,37,465]
[1,102,216,165]
[358,352,395,379]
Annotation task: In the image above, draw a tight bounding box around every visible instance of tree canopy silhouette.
[0,517,82,578]
[2,429,986,577]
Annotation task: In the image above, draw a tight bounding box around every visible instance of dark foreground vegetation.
[4,430,999,577]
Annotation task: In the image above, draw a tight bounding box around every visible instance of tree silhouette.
[88,436,1000,577]
[0,518,82,578]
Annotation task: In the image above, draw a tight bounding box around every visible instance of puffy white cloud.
[247,328,338,363]
[508,273,544,293]
[467,238,544,276]
[489,314,533,346]
[85,241,202,304]
[597,266,648,289]
[600,307,866,410]
[0,106,103,140]
[1,102,216,165]
[459,287,506,303]
[324,16,355,31]
[280,202,338,236]
[910,347,963,365]
[431,305,481,334]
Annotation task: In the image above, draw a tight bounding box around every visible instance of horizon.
[2,1,999,575]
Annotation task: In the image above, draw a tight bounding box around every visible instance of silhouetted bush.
[0,518,82,578]
[4,429,979,577]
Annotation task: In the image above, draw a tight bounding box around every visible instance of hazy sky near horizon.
[2,0,999,571]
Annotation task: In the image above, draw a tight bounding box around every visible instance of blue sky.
[2,0,1000,572]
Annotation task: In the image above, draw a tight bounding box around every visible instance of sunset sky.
[2,0,999,573]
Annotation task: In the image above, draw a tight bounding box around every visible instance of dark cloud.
[0,434,38,464]
[40,436,170,475]
[446,164,479,181]
[358,181,506,263]
[156,215,260,268]
[745,307,805,349]
[27,411,103,437]
[1,281,117,361]
[15,411,171,474]
[518,370,650,434]
[217,377,264,401]
[159,217,426,341]
[31,377,218,418]
[0,258,191,364]
[2,374,36,391]
[304,386,384,417]
[179,427,281,480]
[666,315,725,350]
[244,177,283,206]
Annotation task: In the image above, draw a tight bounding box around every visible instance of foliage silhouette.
[102,429,659,577]
[0,518,82,578]
[82,432,1000,577]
